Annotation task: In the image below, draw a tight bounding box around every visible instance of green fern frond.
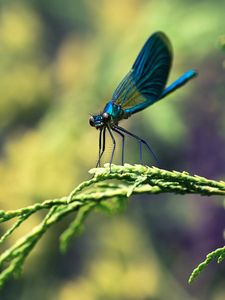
[0,164,224,287]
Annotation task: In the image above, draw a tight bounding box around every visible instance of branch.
[0,164,224,287]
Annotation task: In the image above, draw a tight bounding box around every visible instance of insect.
[89,32,197,168]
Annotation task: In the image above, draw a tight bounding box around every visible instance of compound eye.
[89,116,95,127]
[102,112,110,122]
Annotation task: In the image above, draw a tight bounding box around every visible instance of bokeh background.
[0,0,225,299]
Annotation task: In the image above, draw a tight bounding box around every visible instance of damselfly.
[89,32,197,168]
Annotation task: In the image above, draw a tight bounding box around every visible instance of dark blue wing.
[112,32,173,114]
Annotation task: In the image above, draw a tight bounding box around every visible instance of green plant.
[0,164,225,287]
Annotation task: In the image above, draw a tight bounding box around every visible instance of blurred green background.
[0,0,225,299]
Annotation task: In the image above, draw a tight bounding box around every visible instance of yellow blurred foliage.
[0,4,43,53]
[58,218,159,300]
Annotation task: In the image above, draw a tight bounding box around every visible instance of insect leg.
[139,140,143,164]
[114,125,160,166]
[96,128,102,167]
[112,127,125,166]
[96,127,106,167]
[107,125,116,170]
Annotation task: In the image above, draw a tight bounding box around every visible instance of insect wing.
[112,32,173,113]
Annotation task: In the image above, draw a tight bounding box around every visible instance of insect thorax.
[103,101,130,122]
